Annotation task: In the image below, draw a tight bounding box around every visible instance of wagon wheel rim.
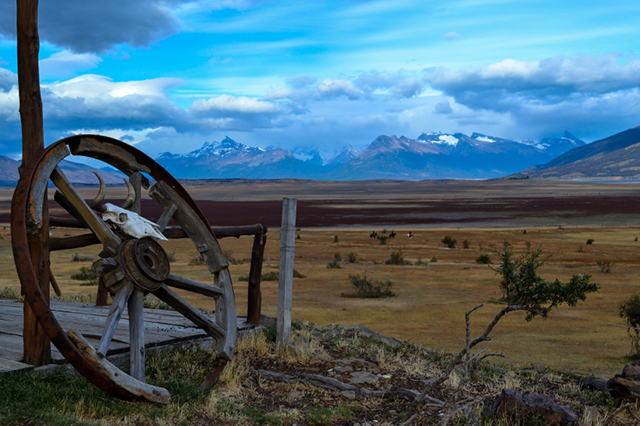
[11,134,237,403]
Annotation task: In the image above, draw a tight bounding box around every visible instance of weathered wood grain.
[0,299,254,374]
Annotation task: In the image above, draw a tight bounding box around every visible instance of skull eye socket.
[118,212,128,222]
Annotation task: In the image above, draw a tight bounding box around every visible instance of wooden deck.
[0,298,254,373]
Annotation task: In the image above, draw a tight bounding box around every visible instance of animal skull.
[102,203,168,241]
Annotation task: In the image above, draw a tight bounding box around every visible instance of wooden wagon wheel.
[11,134,237,403]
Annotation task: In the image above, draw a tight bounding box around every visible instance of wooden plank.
[0,358,33,373]
[277,198,297,353]
[0,298,253,374]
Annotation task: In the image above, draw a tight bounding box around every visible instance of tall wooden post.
[17,0,51,365]
[276,198,296,353]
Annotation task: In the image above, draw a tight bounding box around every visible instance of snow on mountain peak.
[417,132,459,146]
[435,135,459,146]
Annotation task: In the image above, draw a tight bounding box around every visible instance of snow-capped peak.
[470,133,497,143]
[186,136,265,158]
[417,132,460,146]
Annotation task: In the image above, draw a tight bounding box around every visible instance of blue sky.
[0,0,639,161]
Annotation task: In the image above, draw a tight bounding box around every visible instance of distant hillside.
[0,156,126,186]
[513,126,640,180]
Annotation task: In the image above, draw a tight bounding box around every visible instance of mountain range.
[0,157,125,186]
[3,127,640,184]
[155,131,585,181]
[513,126,640,180]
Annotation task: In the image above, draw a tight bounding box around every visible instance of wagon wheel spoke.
[164,274,224,299]
[50,166,121,254]
[154,284,226,340]
[128,288,146,381]
[97,282,134,357]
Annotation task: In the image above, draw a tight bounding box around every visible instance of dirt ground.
[2,178,640,228]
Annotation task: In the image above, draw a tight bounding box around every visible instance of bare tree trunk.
[17,0,51,366]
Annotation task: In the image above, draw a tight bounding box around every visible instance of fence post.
[247,230,267,326]
[277,198,297,353]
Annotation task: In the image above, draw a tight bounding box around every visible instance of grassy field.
[2,223,639,377]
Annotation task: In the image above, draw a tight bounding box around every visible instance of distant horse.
[389,231,396,239]
[407,231,413,240]
[370,231,378,239]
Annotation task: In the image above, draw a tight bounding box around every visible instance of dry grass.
[2,223,640,377]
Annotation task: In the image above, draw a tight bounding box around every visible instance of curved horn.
[120,178,136,210]
[91,172,107,213]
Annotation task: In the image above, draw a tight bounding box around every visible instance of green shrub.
[240,269,305,281]
[385,250,411,265]
[441,235,456,248]
[71,253,95,262]
[475,254,492,264]
[462,239,470,249]
[0,287,22,301]
[586,238,594,245]
[327,253,343,268]
[430,256,438,263]
[347,252,358,263]
[494,240,599,321]
[70,266,99,286]
[377,235,388,245]
[596,260,613,273]
[620,294,640,357]
[342,274,395,298]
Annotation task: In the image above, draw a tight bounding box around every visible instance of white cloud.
[443,32,461,40]
[47,75,184,99]
[39,50,103,79]
[424,53,640,139]
[190,94,281,116]
[317,79,361,100]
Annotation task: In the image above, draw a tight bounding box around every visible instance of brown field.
[2,178,640,377]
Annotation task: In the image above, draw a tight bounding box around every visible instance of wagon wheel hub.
[118,238,170,291]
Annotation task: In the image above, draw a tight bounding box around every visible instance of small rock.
[580,378,608,392]
[287,391,302,400]
[348,371,379,384]
[341,390,356,399]
[382,374,392,379]
[334,366,353,373]
[309,350,333,364]
[622,363,640,380]
[485,389,585,426]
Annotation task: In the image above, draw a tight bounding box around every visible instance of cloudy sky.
[0,0,639,161]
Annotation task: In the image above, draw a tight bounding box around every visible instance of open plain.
[2,178,640,377]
